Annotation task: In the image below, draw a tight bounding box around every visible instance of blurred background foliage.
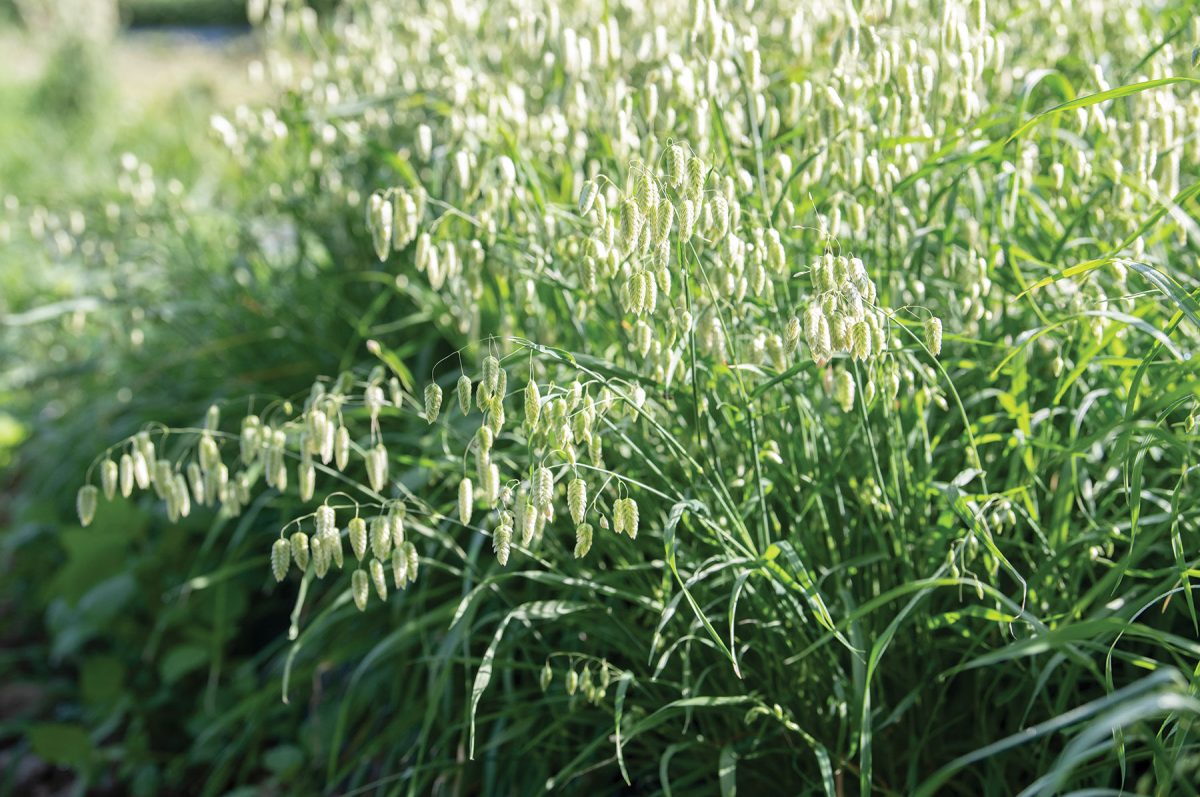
[0,4,342,795]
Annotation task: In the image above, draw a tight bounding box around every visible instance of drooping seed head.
[271,538,290,582]
[574,523,593,558]
[77,485,98,527]
[370,558,388,601]
[352,569,369,611]
[290,531,310,571]
[424,382,443,424]
[458,477,474,525]
[457,374,472,414]
[349,516,368,561]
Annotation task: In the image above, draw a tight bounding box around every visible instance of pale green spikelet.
[271,538,290,582]
[298,452,315,501]
[391,547,409,589]
[623,497,639,539]
[458,477,474,525]
[187,462,205,505]
[568,477,587,524]
[367,444,389,492]
[324,528,343,569]
[574,523,593,558]
[566,668,579,695]
[482,355,501,395]
[424,382,443,423]
[132,449,150,490]
[352,569,369,611]
[100,459,118,500]
[925,316,943,357]
[334,425,350,471]
[370,515,392,560]
[290,531,310,571]
[404,542,419,583]
[457,374,472,414]
[533,466,553,508]
[312,534,330,578]
[119,453,134,497]
[834,368,856,413]
[349,516,367,561]
[77,485,98,526]
[518,499,536,546]
[493,516,513,565]
[370,558,388,601]
[539,661,553,691]
[524,378,541,428]
[316,504,335,538]
[389,509,405,549]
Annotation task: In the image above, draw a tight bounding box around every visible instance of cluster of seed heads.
[540,658,613,706]
[76,0,1200,664]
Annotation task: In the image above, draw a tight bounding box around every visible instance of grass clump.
[5,0,1200,793]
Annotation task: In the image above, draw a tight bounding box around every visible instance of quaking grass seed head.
[290,531,310,571]
[77,485,98,527]
[370,558,388,600]
[352,569,369,611]
[424,382,443,423]
[271,538,290,582]
[100,459,118,500]
[457,374,472,414]
[370,515,392,560]
[349,516,368,561]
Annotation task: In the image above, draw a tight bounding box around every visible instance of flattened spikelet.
[493,519,513,565]
[370,515,392,560]
[100,459,118,500]
[349,516,368,561]
[370,558,388,600]
[271,538,290,582]
[290,531,310,571]
[424,382,443,423]
[458,477,474,525]
[574,523,593,558]
[77,485,98,527]
[457,374,472,414]
[568,477,587,524]
[352,569,369,611]
[120,453,134,497]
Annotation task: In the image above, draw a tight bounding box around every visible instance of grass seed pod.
[100,459,118,500]
[524,379,541,428]
[271,538,290,582]
[370,515,392,560]
[316,505,335,538]
[334,425,350,471]
[77,485,99,527]
[457,374,472,414]
[574,523,593,558]
[312,535,330,578]
[392,547,409,589]
[132,450,151,490]
[458,477,474,525]
[290,531,310,571]
[925,316,943,357]
[120,453,134,497]
[404,542,419,583]
[324,529,343,569]
[370,558,388,601]
[568,478,587,524]
[352,569,369,611]
[424,382,443,424]
[533,466,553,508]
[493,519,513,565]
[349,516,368,561]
